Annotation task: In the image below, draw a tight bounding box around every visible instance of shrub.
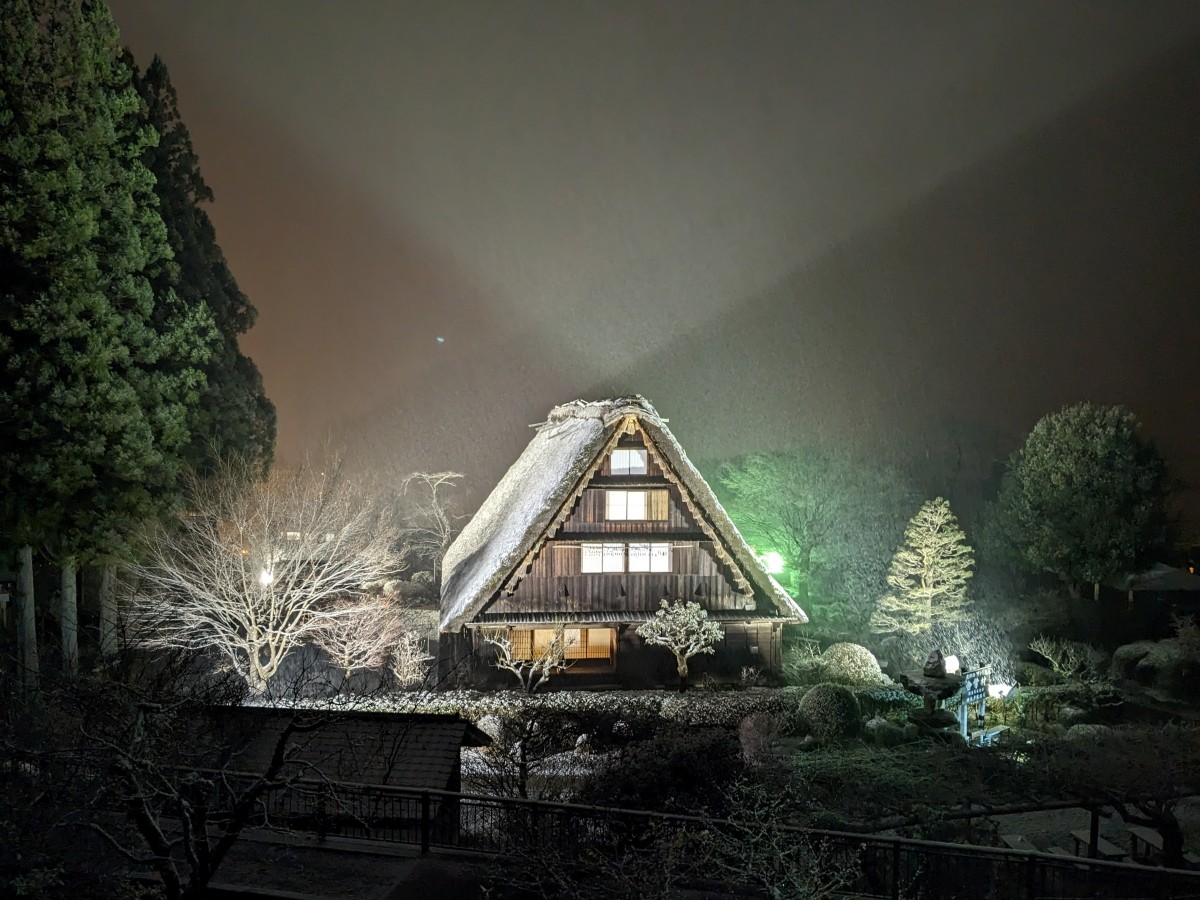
[783,644,827,685]
[1028,636,1108,683]
[796,683,862,744]
[851,684,920,719]
[820,643,885,685]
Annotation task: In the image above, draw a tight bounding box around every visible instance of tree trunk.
[61,556,78,675]
[1158,817,1185,869]
[677,656,689,693]
[17,545,39,694]
[1092,581,1100,602]
[99,562,118,659]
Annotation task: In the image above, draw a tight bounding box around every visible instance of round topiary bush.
[796,682,862,744]
[821,642,885,685]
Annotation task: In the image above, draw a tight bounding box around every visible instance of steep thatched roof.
[440,396,806,632]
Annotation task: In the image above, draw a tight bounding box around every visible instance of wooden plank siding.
[490,539,752,614]
[560,487,697,534]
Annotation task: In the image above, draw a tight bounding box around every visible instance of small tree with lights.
[870,497,974,641]
[637,599,724,691]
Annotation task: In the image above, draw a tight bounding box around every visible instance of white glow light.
[258,569,274,586]
[988,683,1014,699]
[943,654,961,674]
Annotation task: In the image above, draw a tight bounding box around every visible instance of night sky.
[108,2,1200,507]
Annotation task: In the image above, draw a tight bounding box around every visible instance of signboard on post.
[958,665,991,740]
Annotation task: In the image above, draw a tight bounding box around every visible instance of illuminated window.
[581,542,671,573]
[509,628,614,661]
[581,544,603,573]
[602,543,624,572]
[628,542,672,573]
[581,543,626,572]
[510,629,533,659]
[605,489,668,521]
[611,448,648,475]
[607,490,643,520]
[284,531,301,542]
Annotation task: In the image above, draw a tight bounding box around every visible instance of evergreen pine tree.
[1,0,215,676]
[130,54,276,472]
[870,497,975,638]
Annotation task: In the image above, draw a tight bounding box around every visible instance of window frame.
[610,448,649,475]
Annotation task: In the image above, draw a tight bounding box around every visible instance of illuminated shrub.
[852,684,920,719]
[782,643,827,685]
[821,643,885,686]
[796,683,862,744]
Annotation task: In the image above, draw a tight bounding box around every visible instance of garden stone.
[901,722,920,742]
[1124,639,1200,702]
[1111,641,1155,680]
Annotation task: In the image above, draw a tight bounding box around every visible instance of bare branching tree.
[390,630,433,689]
[400,471,465,579]
[127,454,405,694]
[484,626,574,693]
[313,597,405,679]
[636,599,723,691]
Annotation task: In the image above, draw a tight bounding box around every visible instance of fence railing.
[206,772,1200,899]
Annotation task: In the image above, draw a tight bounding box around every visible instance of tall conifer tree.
[130,54,276,472]
[1,0,215,678]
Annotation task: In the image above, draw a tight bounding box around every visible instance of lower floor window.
[510,627,615,661]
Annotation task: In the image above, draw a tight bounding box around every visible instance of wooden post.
[1088,807,1100,858]
[892,838,901,899]
[420,791,431,853]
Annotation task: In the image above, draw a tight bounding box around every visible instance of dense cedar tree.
[129,54,276,472]
[1,0,216,677]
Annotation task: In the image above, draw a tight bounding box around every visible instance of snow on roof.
[439,396,806,631]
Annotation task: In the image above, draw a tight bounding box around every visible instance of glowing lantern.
[759,551,785,574]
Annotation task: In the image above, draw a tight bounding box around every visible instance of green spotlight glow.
[760,551,784,574]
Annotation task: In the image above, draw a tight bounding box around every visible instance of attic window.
[610,448,648,475]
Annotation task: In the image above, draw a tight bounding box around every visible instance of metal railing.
[207,773,1200,899]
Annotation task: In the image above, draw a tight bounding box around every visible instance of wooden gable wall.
[484,432,759,616]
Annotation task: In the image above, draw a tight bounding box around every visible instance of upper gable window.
[606,489,669,521]
[610,448,648,475]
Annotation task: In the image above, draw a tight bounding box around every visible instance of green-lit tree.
[1,0,214,680]
[870,497,975,638]
[130,54,276,473]
[993,403,1166,600]
[715,447,918,634]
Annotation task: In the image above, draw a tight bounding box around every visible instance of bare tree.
[400,471,465,578]
[636,599,723,691]
[484,626,574,693]
[390,629,433,689]
[313,597,405,679]
[127,454,405,694]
